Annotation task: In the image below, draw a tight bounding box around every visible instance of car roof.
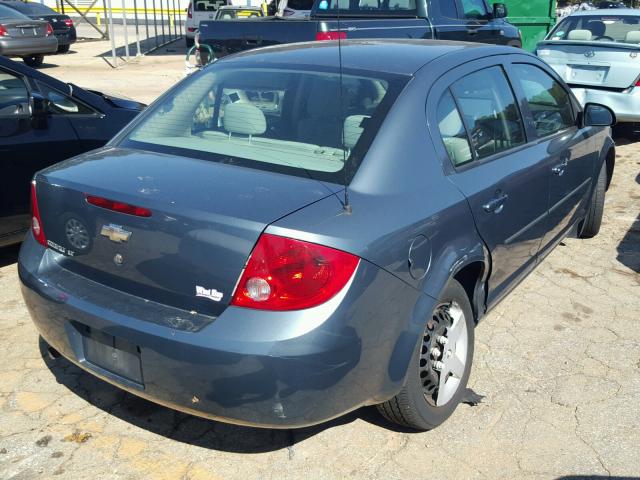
[220,40,517,76]
[218,5,261,9]
[567,8,640,15]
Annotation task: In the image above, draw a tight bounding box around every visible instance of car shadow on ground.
[38,337,412,454]
[615,170,640,274]
[0,244,20,268]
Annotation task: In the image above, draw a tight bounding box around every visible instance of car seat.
[625,31,640,44]
[567,29,592,40]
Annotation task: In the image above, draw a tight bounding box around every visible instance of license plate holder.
[81,328,143,385]
[568,65,609,84]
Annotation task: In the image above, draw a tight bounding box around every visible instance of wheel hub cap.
[419,301,468,407]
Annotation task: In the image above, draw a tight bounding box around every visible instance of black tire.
[57,44,71,54]
[377,279,475,431]
[186,36,195,48]
[579,161,607,239]
[23,54,44,68]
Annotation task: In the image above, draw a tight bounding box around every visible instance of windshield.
[314,0,417,16]
[549,14,640,44]
[215,8,262,19]
[7,2,56,14]
[0,4,30,19]
[120,64,407,184]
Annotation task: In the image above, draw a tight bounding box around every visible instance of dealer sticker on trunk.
[195,286,224,302]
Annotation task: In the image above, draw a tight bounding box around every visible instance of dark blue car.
[19,40,615,430]
[0,56,144,247]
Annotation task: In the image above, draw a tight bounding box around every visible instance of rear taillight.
[30,181,47,247]
[85,195,152,217]
[0,24,8,37]
[315,31,347,41]
[64,18,73,27]
[46,23,53,36]
[635,78,640,87]
[231,233,359,311]
[187,2,193,18]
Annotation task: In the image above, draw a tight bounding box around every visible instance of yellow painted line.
[52,7,184,15]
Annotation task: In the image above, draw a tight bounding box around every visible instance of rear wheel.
[579,161,607,239]
[57,44,71,54]
[377,279,475,430]
[23,54,44,68]
[186,36,194,48]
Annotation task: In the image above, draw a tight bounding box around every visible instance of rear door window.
[449,66,526,161]
[0,70,28,116]
[510,64,575,138]
[437,0,459,18]
[436,91,472,166]
[316,0,417,16]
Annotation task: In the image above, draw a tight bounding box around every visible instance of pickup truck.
[196,0,522,60]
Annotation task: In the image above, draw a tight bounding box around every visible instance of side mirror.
[493,2,507,18]
[583,103,616,127]
[30,92,49,129]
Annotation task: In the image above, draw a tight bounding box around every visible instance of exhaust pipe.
[47,345,61,360]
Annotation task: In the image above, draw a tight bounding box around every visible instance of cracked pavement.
[1,47,639,479]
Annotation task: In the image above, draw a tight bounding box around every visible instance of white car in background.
[537,9,640,126]
[185,0,265,47]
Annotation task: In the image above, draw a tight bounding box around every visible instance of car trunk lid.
[36,147,339,317]
[35,15,70,33]
[2,19,48,37]
[537,40,640,89]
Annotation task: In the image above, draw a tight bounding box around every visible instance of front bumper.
[571,86,640,123]
[19,234,426,428]
[0,37,58,56]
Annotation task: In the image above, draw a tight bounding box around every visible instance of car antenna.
[337,0,351,214]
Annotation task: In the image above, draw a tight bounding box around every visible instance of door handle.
[466,29,479,35]
[482,192,509,214]
[552,158,569,176]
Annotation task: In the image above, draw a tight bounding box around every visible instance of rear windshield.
[314,0,417,17]
[0,4,30,19]
[193,0,226,12]
[215,8,262,19]
[549,14,640,44]
[120,64,407,184]
[6,2,56,15]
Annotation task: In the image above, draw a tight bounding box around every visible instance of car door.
[456,0,501,44]
[34,80,111,151]
[428,58,550,307]
[0,66,81,237]
[506,61,597,257]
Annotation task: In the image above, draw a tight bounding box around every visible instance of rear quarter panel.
[268,66,490,393]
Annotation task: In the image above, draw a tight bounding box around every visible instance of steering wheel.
[595,35,615,42]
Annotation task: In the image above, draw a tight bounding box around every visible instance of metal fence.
[54,0,185,67]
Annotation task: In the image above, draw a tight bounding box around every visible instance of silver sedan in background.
[0,3,57,68]
[536,9,640,125]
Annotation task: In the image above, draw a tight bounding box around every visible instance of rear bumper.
[19,234,426,428]
[0,37,58,56]
[55,27,77,46]
[571,86,640,123]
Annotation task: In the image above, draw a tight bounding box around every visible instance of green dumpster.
[503,0,557,51]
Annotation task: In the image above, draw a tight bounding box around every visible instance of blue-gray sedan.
[19,40,616,430]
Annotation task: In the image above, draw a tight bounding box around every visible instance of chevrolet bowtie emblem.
[100,224,132,243]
